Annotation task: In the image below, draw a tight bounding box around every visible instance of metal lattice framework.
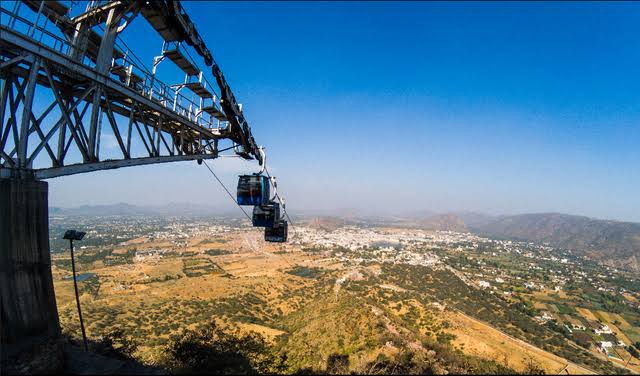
[0,0,262,180]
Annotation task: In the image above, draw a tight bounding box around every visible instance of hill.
[470,213,640,272]
[417,214,468,232]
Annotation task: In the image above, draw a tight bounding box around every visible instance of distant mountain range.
[468,213,640,273]
[407,212,639,273]
[50,202,241,217]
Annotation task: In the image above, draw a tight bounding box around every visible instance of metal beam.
[103,94,129,159]
[0,55,26,70]
[0,1,262,179]
[42,67,94,163]
[17,58,39,167]
[0,76,12,150]
[30,153,217,179]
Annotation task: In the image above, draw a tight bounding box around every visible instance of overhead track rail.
[137,0,262,162]
[1,0,263,180]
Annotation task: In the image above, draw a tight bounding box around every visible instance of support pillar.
[0,178,62,373]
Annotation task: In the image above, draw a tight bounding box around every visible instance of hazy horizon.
[49,184,640,224]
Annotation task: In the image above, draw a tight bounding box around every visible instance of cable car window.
[265,220,287,242]
[252,202,280,228]
[237,175,270,206]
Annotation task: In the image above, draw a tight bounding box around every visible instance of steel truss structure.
[0,0,263,180]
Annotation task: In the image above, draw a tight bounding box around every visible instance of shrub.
[162,321,288,375]
[326,353,349,374]
[94,328,138,360]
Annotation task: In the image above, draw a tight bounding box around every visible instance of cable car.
[237,174,270,206]
[252,202,280,228]
[265,220,287,242]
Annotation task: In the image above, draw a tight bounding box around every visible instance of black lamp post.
[63,229,88,351]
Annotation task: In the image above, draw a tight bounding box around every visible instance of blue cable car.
[265,220,287,243]
[252,202,280,228]
[237,174,270,206]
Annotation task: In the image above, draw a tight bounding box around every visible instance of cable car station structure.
[0,0,286,364]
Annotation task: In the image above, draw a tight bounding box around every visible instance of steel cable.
[202,160,295,267]
[202,160,252,222]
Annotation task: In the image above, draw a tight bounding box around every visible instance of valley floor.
[50,223,639,374]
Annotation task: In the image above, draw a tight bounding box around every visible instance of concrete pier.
[1,178,62,372]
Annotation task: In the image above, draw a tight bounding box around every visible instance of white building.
[478,281,491,289]
[594,325,613,335]
[598,341,613,354]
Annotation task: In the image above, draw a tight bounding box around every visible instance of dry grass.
[445,310,596,374]
[575,307,599,322]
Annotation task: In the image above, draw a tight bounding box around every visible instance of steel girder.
[0,0,263,179]
[0,26,220,179]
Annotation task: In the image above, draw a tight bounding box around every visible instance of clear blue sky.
[48,1,640,222]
